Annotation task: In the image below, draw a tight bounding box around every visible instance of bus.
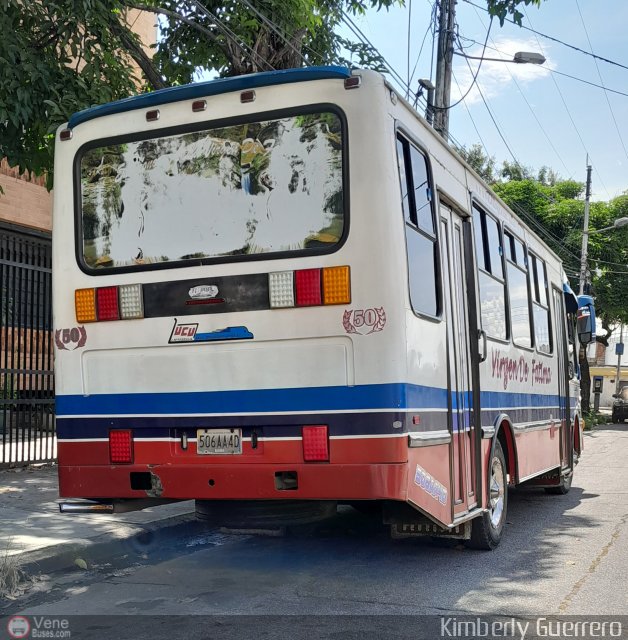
[53,66,593,549]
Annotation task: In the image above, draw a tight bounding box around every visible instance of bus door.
[440,203,478,515]
[552,287,572,469]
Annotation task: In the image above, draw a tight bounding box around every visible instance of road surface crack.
[558,511,628,613]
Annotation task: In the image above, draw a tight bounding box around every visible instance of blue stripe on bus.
[68,66,351,129]
[55,384,563,417]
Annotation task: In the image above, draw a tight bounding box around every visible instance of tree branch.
[124,3,231,59]
[109,18,167,90]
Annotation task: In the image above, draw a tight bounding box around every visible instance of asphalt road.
[5,424,628,637]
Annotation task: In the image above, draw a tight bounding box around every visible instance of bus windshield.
[78,110,344,271]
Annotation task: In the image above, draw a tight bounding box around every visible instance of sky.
[345,0,628,201]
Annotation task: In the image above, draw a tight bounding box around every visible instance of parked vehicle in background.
[612,386,628,423]
[52,67,595,549]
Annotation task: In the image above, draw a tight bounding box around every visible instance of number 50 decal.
[55,326,87,351]
[343,307,386,335]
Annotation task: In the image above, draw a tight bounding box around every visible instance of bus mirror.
[576,295,595,346]
[576,303,594,346]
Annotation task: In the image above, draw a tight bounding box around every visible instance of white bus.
[53,66,593,549]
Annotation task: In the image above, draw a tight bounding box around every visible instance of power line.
[456,29,572,178]
[190,1,276,71]
[451,69,493,162]
[407,0,412,98]
[236,0,311,68]
[456,34,628,100]
[575,0,628,166]
[444,16,493,110]
[462,0,628,74]
[457,48,521,167]
[521,6,611,200]
[341,12,414,97]
[409,2,437,87]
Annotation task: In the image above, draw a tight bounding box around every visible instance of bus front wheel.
[468,440,508,550]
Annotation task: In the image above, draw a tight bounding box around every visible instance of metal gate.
[1,223,55,467]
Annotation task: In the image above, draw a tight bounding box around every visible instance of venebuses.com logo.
[7,615,71,639]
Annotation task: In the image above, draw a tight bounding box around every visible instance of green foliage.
[0,0,401,186]
[455,143,497,183]
[143,0,401,82]
[0,1,143,188]
[486,0,543,26]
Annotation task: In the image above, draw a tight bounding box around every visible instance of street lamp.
[452,51,546,65]
[589,216,628,234]
[433,48,546,138]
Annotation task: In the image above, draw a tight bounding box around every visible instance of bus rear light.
[96,286,120,321]
[322,266,351,305]
[146,109,160,122]
[344,76,361,90]
[302,425,329,462]
[75,288,97,323]
[192,100,207,112]
[109,429,134,464]
[118,284,144,319]
[269,271,295,308]
[59,129,73,141]
[295,269,322,306]
[240,90,256,103]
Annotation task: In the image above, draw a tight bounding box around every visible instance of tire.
[544,468,573,495]
[468,440,508,550]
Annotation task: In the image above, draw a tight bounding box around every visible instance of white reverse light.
[269,271,295,308]
[118,284,144,319]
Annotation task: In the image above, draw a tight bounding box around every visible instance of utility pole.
[433,0,457,140]
[578,162,593,295]
[616,324,624,398]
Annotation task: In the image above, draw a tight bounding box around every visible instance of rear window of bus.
[76,109,346,272]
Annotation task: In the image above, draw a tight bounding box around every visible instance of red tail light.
[109,429,133,464]
[97,286,120,321]
[302,425,329,462]
[295,269,322,306]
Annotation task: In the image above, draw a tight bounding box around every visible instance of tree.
[0,0,400,187]
[456,143,497,183]
[493,174,628,412]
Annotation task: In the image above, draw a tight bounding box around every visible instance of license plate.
[197,429,242,455]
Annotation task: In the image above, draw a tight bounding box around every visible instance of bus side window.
[566,312,578,378]
[530,253,552,354]
[396,134,439,318]
[472,206,507,341]
[504,230,532,349]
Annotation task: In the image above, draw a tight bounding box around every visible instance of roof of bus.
[68,66,352,129]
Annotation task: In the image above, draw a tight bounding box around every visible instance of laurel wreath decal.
[343,307,387,335]
[54,326,87,351]
[368,307,387,334]
[343,310,359,334]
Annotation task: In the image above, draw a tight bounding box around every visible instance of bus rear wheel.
[544,469,573,495]
[467,440,508,550]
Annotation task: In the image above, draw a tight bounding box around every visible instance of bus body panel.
[53,68,584,532]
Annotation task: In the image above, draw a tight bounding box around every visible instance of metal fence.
[1,223,55,467]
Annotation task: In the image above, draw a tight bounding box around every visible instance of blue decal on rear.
[169,318,253,343]
[195,326,253,342]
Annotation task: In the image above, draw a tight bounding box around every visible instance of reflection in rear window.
[79,111,344,270]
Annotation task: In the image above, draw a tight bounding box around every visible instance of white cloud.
[451,37,554,105]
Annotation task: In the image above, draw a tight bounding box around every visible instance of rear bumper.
[58,462,408,501]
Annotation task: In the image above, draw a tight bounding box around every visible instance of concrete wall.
[0,160,52,232]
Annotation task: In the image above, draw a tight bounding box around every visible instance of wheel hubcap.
[489,458,505,529]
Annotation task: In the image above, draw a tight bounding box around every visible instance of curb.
[16,511,206,578]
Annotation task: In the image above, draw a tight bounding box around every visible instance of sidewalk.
[0,465,194,574]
